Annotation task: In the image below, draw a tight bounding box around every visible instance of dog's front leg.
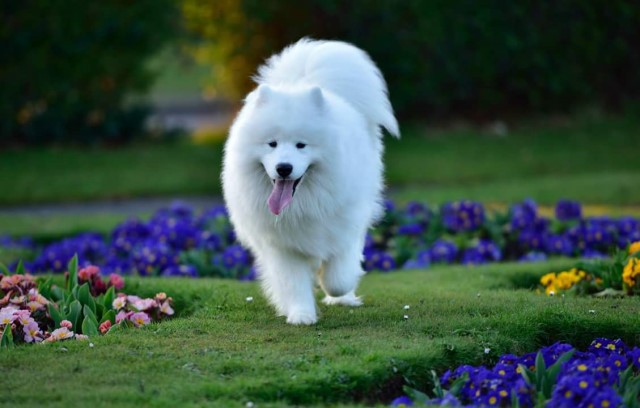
[259,249,318,325]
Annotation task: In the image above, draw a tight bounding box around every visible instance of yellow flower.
[629,241,640,255]
[623,258,640,288]
[540,273,556,287]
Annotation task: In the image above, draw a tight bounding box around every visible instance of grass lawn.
[1,112,638,208]
[2,260,640,407]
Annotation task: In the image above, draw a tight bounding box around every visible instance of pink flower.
[109,274,125,290]
[0,307,17,325]
[78,265,100,281]
[155,292,167,301]
[60,320,73,329]
[129,312,151,327]
[23,321,43,343]
[75,334,89,340]
[160,301,174,316]
[46,327,74,342]
[99,320,112,334]
[26,301,44,312]
[132,298,156,311]
[16,311,34,326]
[115,310,132,323]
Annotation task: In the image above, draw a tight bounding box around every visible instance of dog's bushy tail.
[255,38,400,138]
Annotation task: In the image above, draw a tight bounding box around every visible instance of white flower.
[484,347,491,354]
[403,305,410,310]
[246,297,254,302]
[160,301,174,316]
[112,297,127,310]
[403,315,409,320]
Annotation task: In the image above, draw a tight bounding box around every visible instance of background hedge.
[183,0,640,119]
[1,1,177,146]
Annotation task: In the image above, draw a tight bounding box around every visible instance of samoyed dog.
[222,39,399,325]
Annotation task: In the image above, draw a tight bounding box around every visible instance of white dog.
[222,39,399,325]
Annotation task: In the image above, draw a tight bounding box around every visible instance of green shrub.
[1,1,178,145]
[182,0,640,119]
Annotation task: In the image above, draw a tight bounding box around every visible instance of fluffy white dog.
[222,38,399,325]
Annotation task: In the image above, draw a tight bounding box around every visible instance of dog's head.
[235,84,330,215]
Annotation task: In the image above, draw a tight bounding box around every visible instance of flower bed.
[2,199,640,279]
[0,256,173,347]
[392,338,640,407]
[538,242,640,297]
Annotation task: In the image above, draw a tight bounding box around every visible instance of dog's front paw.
[286,311,317,325]
[322,291,363,307]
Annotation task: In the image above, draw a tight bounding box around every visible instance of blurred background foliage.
[2,1,639,146]
[182,0,640,119]
[1,1,177,146]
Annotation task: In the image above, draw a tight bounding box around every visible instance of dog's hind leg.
[319,245,364,304]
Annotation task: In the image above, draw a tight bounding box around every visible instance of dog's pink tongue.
[267,179,295,215]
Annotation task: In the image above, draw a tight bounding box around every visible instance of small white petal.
[246,297,254,302]
[484,348,491,354]
[403,305,410,310]
[403,315,409,320]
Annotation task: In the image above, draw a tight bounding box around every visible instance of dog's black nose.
[276,163,293,178]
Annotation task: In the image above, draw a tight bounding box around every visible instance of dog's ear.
[309,87,324,109]
[255,84,273,106]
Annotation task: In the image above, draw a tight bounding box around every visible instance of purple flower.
[390,396,413,407]
[397,223,424,236]
[239,266,258,281]
[161,265,198,277]
[442,201,485,232]
[545,234,574,256]
[377,252,396,272]
[429,240,458,264]
[221,245,250,268]
[462,240,501,265]
[556,200,582,221]
[519,251,548,262]
[517,230,547,252]
[403,250,431,269]
[510,199,538,230]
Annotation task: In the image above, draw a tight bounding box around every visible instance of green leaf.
[518,364,535,386]
[429,369,444,398]
[66,254,79,291]
[15,260,25,275]
[67,300,82,331]
[101,310,116,325]
[103,286,116,311]
[51,286,66,302]
[534,351,546,387]
[83,305,99,328]
[78,283,97,315]
[403,385,430,404]
[0,326,14,349]
[448,372,470,397]
[81,315,99,336]
[95,303,105,321]
[0,262,11,276]
[48,304,63,328]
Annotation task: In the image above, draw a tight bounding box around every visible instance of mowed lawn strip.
[3,260,640,407]
[1,113,638,206]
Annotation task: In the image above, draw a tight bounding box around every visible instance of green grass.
[3,260,640,407]
[0,143,221,206]
[1,113,638,207]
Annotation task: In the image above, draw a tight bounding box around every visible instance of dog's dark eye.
[296,142,306,149]
[268,141,277,148]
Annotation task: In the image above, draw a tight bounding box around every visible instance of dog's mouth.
[267,175,304,215]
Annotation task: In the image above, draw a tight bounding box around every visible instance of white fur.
[222,38,399,325]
